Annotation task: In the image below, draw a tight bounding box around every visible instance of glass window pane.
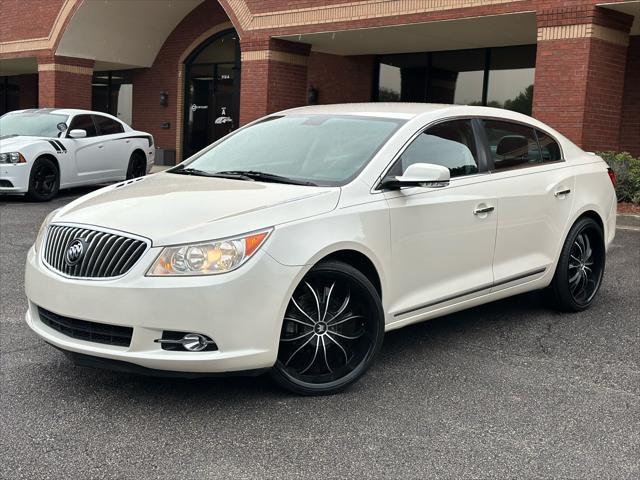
[487,45,536,115]
[377,53,427,102]
[429,49,485,105]
[393,120,479,178]
[93,115,124,135]
[69,114,97,137]
[483,120,541,170]
[536,129,562,162]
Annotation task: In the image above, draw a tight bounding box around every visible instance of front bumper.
[0,163,30,193]
[25,245,302,373]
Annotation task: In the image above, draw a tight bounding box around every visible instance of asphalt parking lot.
[1,189,638,479]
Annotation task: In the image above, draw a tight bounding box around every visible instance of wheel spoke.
[327,314,362,327]
[327,291,351,324]
[569,270,581,285]
[328,329,364,340]
[326,333,349,364]
[284,316,314,328]
[291,297,316,324]
[284,334,315,366]
[280,330,313,342]
[321,282,335,322]
[321,335,332,373]
[299,338,320,374]
[584,234,592,262]
[305,282,322,322]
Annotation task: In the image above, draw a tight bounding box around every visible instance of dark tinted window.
[93,115,124,135]
[536,129,562,162]
[68,114,97,137]
[391,120,479,178]
[483,120,541,170]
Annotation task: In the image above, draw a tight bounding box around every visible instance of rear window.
[483,119,541,170]
[93,115,124,135]
[536,129,562,162]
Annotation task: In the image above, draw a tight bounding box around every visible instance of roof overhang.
[55,0,204,69]
[598,1,640,35]
[274,12,538,55]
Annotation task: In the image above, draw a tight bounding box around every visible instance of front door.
[384,119,498,321]
[183,30,240,159]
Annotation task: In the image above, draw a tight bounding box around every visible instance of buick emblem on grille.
[65,238,87,266]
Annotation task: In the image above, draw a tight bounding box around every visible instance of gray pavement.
[1,188,639,479]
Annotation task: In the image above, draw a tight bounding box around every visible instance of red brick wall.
[131,0,230,150]
[307,52,374,104]
[37,57,93,109]
[0,0,66,42]
[620,36,640,157]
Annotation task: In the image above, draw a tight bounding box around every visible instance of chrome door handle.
[473,205,495,215]
[554,188,571,197]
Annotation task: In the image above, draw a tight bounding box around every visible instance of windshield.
[0,112,68,138]
[177,115,404,186]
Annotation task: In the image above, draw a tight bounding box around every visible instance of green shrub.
[598,151,640,204]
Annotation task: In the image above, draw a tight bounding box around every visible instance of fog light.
[155,332,217,352]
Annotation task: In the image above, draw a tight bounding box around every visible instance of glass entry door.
[183,30,240,159]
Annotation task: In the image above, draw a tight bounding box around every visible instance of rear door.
[384,119,498,321]
[92,115,129,179]
[479,119,575,288]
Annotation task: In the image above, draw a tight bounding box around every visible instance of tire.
[126,151,147,179]
[26,157,59,202]
[271,260,384,395]
[547,217,605,312]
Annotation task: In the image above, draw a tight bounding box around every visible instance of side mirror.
[68,129,87,138]
[380,163,450,190]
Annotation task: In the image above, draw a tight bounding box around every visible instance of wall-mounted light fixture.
[160,91,168,107]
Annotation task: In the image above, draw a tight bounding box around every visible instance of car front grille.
[38,307,133,347]
[43,224,149,278]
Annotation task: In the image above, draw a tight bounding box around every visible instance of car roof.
[280,102,537,123]
[9,108,121,120]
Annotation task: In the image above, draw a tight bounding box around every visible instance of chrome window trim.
[41,222,152,281]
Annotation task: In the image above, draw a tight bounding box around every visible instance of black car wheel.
[126,152,147,179]
[271,260,384,395]
[26,157,59,202]
[547,217,605,312]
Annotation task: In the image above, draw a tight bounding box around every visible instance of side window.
[483,120,541,170]
[68,114,97,137]
[536,130,562,162]
[391,119,479,178]
[93,115,124,135]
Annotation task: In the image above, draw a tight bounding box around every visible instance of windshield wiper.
[169,167,254,180]
[214,170,317,186]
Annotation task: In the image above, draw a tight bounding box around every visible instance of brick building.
[1,0,638,162]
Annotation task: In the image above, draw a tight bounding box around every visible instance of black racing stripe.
[47,140,62,153]
[121,135,153,147]
[53,140,67,152]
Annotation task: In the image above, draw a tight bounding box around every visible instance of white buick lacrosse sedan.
[25,104,617,395]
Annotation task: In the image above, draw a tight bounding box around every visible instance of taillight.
[607,167,616,188]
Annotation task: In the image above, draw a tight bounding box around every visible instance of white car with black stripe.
[0,108,154,201]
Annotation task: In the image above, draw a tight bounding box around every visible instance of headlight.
[34,208,60,253]
[147,229,272,276]
[0,152,26,164]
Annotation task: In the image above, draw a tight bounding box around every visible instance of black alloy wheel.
[27,157,59,201]
[126,152,147,179]
[547,217,605,312]
[271,260,384,395]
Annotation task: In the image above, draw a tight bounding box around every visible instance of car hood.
[53,172,341,245]
[0,135,53,151]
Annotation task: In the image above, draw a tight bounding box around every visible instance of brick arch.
[175,21,235,161]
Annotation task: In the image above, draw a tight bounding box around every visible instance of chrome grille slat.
[42,225,148,279]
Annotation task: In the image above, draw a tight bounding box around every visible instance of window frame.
[375,116,490,191]
[66,114,98,138]
[474,116,565,173]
